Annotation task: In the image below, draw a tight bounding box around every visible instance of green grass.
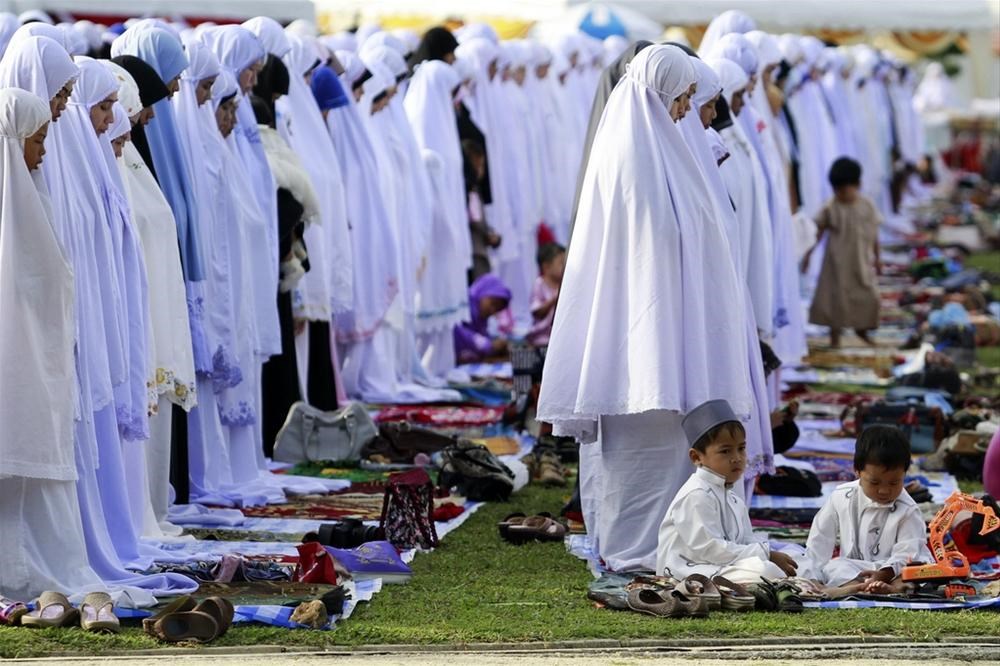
[2,483,998,659]
[966,251,1000,299]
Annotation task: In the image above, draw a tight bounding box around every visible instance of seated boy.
[657,400,798,584]
[801,425,930,594]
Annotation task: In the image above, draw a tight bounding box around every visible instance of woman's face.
[730,88,746,116]
[352,85,363,103]
[215,98,237,137]
[536,63,550,80]
[487,59,498,82]
[442,52,456,65]
[90,92,118,135]
[746,72,758,93]
[50,81,74,121]
[138,106,156,126]
[512,66,526,86]
[23,122,48,170]
[111,133,129,158]
[196,76,217,106]
[239,61,262,94]
[700,93,720,129]
[669,84,695,122]
[166,75,181,97]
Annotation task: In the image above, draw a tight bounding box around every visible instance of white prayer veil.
[0,87,76,481]
[537,45,752,443]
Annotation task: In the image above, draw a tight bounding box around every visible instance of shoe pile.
[521,447,568,487]
[586,573,756,618]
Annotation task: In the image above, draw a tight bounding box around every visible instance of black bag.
[439,441,515,501]
[756,467,822,497]
[362,423,457,464]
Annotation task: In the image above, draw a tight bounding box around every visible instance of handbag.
[361,423,457,464]
[379,469,439,550]
[273,402,378,464]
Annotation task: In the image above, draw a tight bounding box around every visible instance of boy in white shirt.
[802,425,930,593]
[657,400,798,584]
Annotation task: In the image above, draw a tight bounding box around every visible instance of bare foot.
[862,577,910,595]
[823,581,867,599]
[855,329,877,347]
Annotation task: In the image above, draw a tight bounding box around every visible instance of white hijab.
[698,9,756,56]
[0,88,76,481]
[537,45,752,442]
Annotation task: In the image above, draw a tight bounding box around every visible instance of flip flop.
[149,611,220,643]
[193,597,235,637]
[679,574,722,611]
[711,576,756,611]
[142,595,197,635]
[21,591,79,629]
[80,592,120,633]
[0,597,28,626]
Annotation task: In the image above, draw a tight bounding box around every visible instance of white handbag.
[273,402,378,464]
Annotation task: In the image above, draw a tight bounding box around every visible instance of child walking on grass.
[803,157,882,349]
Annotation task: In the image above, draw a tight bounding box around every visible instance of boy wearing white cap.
[656,400,797,584]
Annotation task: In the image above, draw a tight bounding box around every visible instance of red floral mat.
[374,405,506,427]
[240,492,386,521]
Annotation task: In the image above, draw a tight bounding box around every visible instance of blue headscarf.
[310,65,349,112]
[111,26,204,282]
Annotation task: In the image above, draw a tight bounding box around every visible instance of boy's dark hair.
[829,156,862,189]
[854,425,911,471]
[692,421,746,453]
[537,242,566,270]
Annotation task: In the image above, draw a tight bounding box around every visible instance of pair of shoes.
[143,596,234,643]
[748,579,805,612]
[535,435,579,463]
[625,586,708,618]
[0,597,28,626]
[521,449,567,487]
[497,512,568,544]
[21,592,119,633]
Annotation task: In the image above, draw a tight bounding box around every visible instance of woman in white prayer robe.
[709,57,774,344]
[0,88,104,603]
[537,46,753,572]
[680,56,775,498]
[104,60,195,539]
[403,59,473,377]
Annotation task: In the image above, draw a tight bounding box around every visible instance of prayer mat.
[374,405,506,427]
[240,493,386,521]
[183,527,306,543]
[455,361,513,380]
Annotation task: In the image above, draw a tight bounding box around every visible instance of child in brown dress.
[803,157,882,349]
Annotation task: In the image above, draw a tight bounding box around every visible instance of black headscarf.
[568,40,652,243]
[254,54,290,118]
[111,55,170,180]
[407,26,458,69]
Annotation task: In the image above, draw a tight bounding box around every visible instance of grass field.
[2,480,999,659]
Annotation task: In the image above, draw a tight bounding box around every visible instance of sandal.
[80,592,120,633]
[679,574,722,611]
[711,576,756,611]
[497,512,527,541]
[775,580,805,613]
[141,595,197,635]
[193,597,234,637]
[21,591,79,629]
[747,579,779,611]
[506,514,568,544]
[0,597,28,626]
[148,610,220,643]
[626,587,705,618]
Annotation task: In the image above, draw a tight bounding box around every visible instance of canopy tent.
[1,0,316,22]
[319,0,996,31]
